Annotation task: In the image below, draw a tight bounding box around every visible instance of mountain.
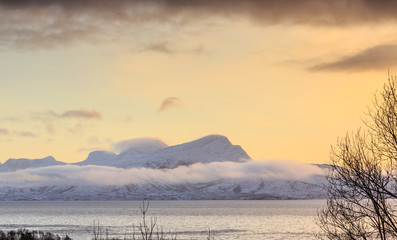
[0,135,250,171]
[0,156,66,172]
[0,176,326,201]
[74,151,117,167]
[115,134,251,169]
[0,135,328,200]
[74,135,251,169]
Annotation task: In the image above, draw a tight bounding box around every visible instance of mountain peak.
[0,156,66,172]
[118,134,251,169]
[75,151,117,166]
[191,134,231,145]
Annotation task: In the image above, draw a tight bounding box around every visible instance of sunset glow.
[1,0,396,164]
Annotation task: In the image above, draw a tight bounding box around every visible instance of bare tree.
[318,77,397,239]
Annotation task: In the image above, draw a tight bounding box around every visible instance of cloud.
[309,44,397,72]
[144,42,174,54]
[2,0,397,50]
[15,131,37,138]
[119,115,133,123]
[112,137,168,153]
[32,110,102,134]
[0,160,325,187]
[157,97,182,112]
[48,110,101,119]
[1,117,20,122]
[0,128,36,138]
[138,41,205,55]
[0,128,9,135]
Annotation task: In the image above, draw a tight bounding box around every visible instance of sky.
[0,0,397,164]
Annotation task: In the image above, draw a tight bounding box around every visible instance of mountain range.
[0,135,327,200]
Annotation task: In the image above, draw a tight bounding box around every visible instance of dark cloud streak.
[308,44,397,72]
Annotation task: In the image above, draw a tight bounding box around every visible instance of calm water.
[0,200,325,240]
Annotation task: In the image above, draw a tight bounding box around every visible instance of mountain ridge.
[0,134,328,200]
[0,134,251,171]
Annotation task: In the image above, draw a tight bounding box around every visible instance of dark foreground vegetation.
[0,229,70,240]
[318,76,397,240]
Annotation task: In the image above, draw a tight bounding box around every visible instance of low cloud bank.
[0,160,325,187]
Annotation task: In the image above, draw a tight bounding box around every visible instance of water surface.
[0,200,325,240]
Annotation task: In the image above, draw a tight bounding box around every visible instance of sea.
[0,200,325,240]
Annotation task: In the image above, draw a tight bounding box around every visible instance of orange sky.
[1,1,397,164]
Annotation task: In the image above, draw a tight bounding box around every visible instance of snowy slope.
[74,151,118,166]
[115,135,251,168]
[0,156,66,172]
[0,163,328,200]
[73,138,168,167]
[73,135,250,169]
[0,135,329,200]
[0,176,326,201]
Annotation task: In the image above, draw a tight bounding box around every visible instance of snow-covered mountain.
[0,134,328,200]
[0,174,326,201]
[74,151,118,167]
[74,134,251,169]
[0,156,66,172]
[117,134,250,168]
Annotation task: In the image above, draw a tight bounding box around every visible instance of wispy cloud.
[139,41,205,55]
[111,137,168,153]
[118,115,133,123]
[48,110,101,119]
[31,109,101,136]
[1,117,20,122]
[309,44,397,72]
[2,1,397,50]
[144,42,174,54]
[157,97,182,112]
[15,131,37,138]
[0,128,9,135]
[0,128,36,138]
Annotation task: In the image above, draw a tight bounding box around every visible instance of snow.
[115,134,251,169]
[73,151,117,167]
[72,134,251,169]
[0,135,329,200]
[0,156,66,172]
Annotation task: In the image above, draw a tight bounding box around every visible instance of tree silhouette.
[318,77,397,240]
